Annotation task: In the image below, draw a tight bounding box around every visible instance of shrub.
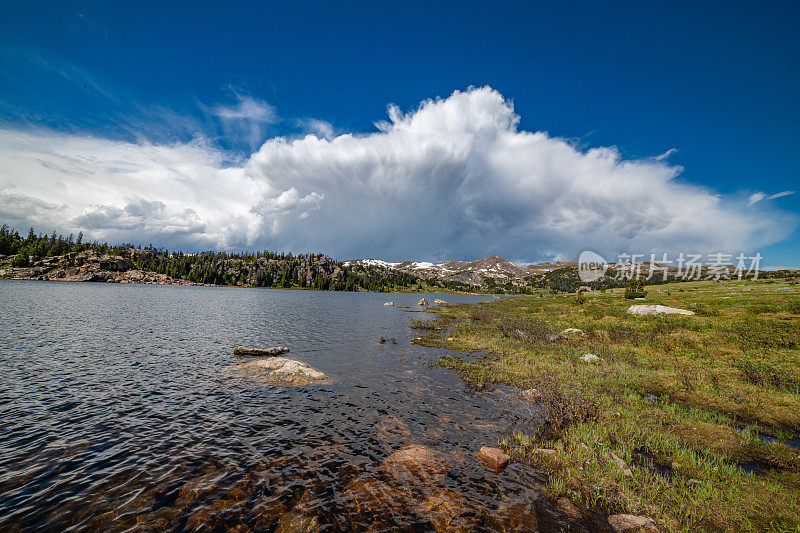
[624,278,647,299]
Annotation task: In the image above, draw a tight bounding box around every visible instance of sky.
[0,1,798,266]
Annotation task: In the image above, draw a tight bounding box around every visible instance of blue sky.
[0,1,798,265]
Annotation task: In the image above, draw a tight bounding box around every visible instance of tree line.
[0,224,420,292]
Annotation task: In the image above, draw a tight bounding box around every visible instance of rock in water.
[607,514,657,531]
[225,357,327,386]
[626,304,695,316]
[384,301,394,306]
[476,446,510,471]
[234,346,289,356]
[434,299,448,305]
[381,444,449,486]
[418,298,430,306]
[415,489,480,533]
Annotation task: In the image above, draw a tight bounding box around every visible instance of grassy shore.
[417,278,800,531]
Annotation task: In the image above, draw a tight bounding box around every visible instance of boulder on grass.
[626,304,694,316]
[607,514,657,532]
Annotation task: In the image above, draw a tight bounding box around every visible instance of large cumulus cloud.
[0,87,794,261]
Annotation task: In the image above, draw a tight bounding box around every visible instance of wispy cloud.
[654,148,677,161]
[0,87,796,260]
[749,190,795,206]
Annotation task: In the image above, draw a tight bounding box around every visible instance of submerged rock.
[234,346,289,356]
[341,478,412,530]
[381,445,449,486]
[225,357,327,386]
[275,511,320,533]
[476,446,510,472]
[488,498,539,532]
[607,514,657,532]
[626,304,695,316]
[415,489,480,533]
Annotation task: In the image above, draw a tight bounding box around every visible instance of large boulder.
[225,358,327,386]
[418,298,430,306]
[626,304,695,316]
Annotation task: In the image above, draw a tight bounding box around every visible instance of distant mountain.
[344,255,534,287]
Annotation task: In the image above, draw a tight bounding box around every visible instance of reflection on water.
[0,280,599,531]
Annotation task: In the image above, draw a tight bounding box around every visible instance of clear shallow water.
[0,280,599,532]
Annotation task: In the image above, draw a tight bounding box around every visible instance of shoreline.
[421,277,800,531]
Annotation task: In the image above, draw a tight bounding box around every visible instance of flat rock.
[234,346,289,356]
[476,446,510,472]
[434,299,448,305]
[626,304,695,316]
[560,328,585,336]
[607,514,657,531]
[225,357,327,386]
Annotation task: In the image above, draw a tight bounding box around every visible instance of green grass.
[424,279,800,531]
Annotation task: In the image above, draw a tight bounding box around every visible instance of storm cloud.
[0,87,794,261]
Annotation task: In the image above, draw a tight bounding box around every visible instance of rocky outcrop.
[2,249,199,286]
[224,357,327,386]
[626,304,695,316]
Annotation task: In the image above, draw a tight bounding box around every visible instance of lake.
[0,280,594,531]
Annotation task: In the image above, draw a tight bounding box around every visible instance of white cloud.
[294,118,335,139]
[749,190,795,206]
[211,93,277,152]
[654,148,677,161]
[0,87,796,260]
